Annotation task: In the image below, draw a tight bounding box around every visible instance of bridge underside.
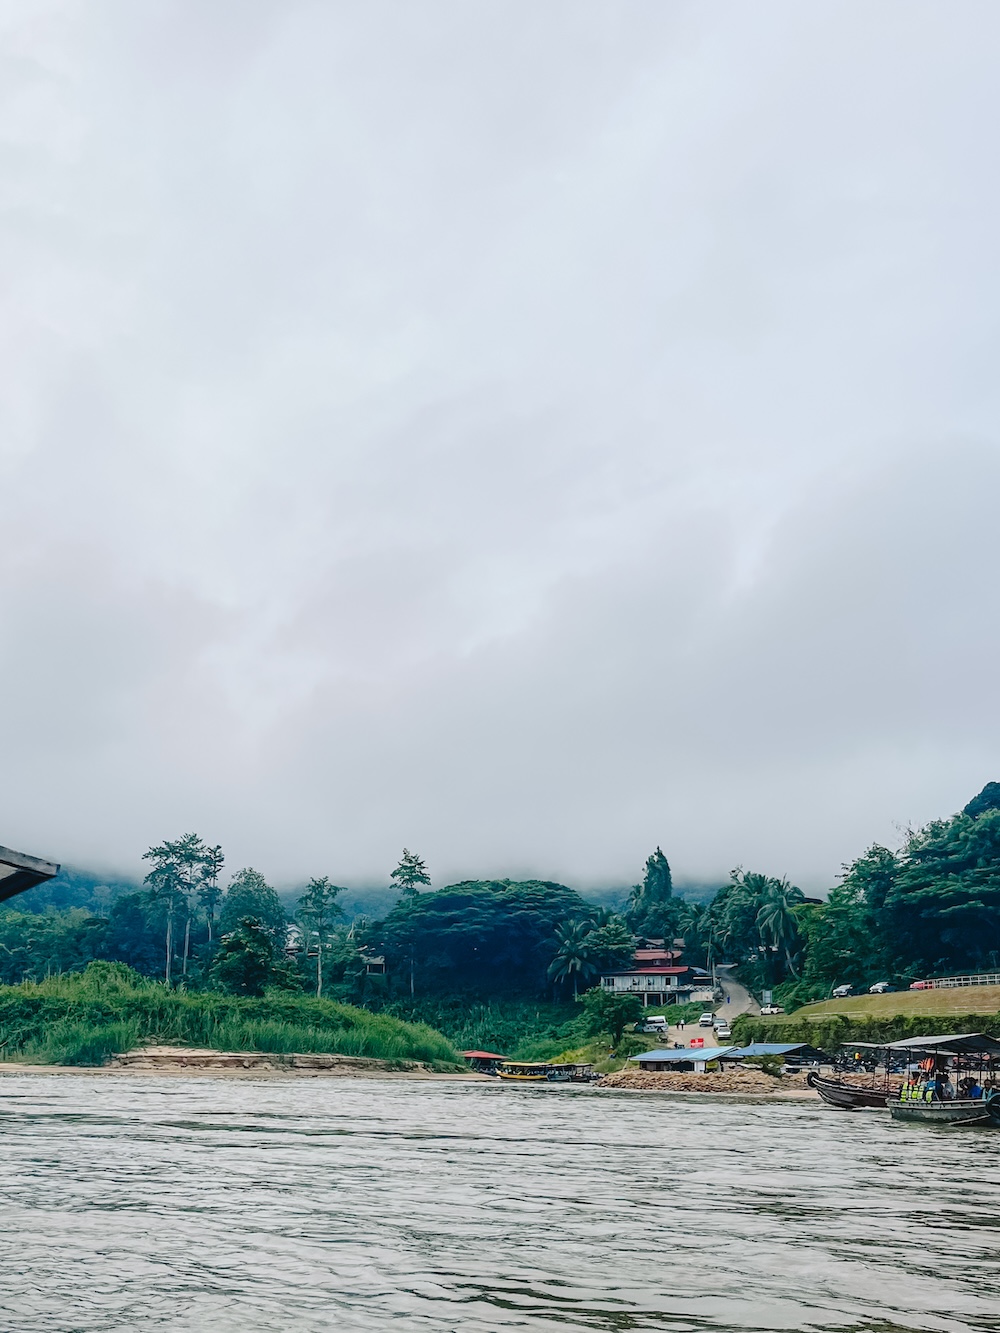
[0,845,60,905]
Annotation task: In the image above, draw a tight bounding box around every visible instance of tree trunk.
[165,911,173,986]
[182,916,191,977]
[410,954,414,996]
[316,944,322,999]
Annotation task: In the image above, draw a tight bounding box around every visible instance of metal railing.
[925,972,1000,989]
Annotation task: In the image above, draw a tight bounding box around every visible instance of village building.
[600,937,712,1005]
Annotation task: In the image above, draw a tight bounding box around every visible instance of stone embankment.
[599,1067,815,1095]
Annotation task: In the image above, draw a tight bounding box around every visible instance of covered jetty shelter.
[461,1050,508,1074]
[0,844,59,905]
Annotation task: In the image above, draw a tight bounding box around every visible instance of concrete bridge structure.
[0,844,59,905]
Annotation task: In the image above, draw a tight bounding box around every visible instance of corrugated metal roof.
[630,1047,736,1063]
[722,1043,810,1057]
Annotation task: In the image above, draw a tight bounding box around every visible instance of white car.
[698,1012,715,1027]
[760,1004,785,1015]
[714,1023,732,1039]
[868,982,891,994]
[832,984,853,998]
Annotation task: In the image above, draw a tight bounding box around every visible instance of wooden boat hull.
[807,1072,890,1109]
[890,1098,992,1125]
[497,1073,549,1082]
[986,1093,1000,1125]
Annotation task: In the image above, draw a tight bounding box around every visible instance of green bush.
[0,962,462,1068]
[736,1010,1000,1048]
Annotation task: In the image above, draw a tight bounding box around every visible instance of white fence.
[925,972,1000,989]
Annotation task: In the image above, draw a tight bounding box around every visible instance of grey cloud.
[1,1,998,891]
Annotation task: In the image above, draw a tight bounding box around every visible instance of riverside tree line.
[3,783,1000,1014]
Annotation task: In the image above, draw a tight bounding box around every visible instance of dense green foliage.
[578,988,644,1044]
[0,963,461,1067]
[677,784,1000,1005]
[218,869,288,943]
[5,784,1000,1066]
[375,879,631,998]
[733,1008,1000,1050]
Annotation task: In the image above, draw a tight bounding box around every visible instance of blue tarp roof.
[630,1047,736,1063]
[722,1043,810,1058]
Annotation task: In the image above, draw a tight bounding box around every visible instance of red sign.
[689,1037,704,1048]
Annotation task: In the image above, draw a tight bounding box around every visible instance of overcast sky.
[2,2,998,892]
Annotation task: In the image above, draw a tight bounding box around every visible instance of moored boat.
[497,1062,552,1082]
[889,1098,992,1125]
[807,1071,892,1110]
[884,1033,1000,1127]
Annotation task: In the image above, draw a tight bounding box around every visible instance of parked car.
[909,979,933,990]
[832,984,853,998]
[634,1017,670,1033]
[760,1004,785,1015]
[868,982,892,994]
[714,1023,732,1039]
[698,1012,715,1027]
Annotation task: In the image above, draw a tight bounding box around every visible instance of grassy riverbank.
[769,985,1000,1022]
[0,963,463,1068]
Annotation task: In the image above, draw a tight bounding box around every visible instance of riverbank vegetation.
[0,963,462,1068]
[4,783,1000,1062]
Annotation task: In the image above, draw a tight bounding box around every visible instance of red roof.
[461,1050,508,1060]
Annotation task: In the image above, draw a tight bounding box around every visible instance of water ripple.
[0,1076,997,1332]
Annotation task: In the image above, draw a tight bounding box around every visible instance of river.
[1,1074,997,1332]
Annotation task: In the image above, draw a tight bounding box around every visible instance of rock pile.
[598,1067,783,1094]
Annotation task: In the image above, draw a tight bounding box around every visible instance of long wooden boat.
[890,1098,992,1126]
[883,1033,1000,1127]
[807,1071,891,1109]
[497,1062,552,1082]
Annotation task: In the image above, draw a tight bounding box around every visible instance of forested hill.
[5,783,1000,1010]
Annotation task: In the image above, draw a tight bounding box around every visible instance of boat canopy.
[883,1032,1000,1057]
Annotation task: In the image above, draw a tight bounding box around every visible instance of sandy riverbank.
[0,1046,489,1080]
[0,1046,820,1096]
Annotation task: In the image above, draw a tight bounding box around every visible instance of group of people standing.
[899,1069,987,1101]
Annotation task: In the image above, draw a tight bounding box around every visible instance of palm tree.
[547,920,597,998]
[756,877,805,978]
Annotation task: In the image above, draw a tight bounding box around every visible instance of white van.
[634,1015,670,1033]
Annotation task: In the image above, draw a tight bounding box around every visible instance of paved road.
[714,965,760,1020]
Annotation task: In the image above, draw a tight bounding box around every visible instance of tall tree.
[755,877,805,978]
[626,847,680,939]
[198,845,225,942]
[391,849,431,898]
[142,833,211,985]
[296,877,346,997]
[547,920,597,998]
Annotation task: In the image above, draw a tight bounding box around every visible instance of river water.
[1,1075,998,1333]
